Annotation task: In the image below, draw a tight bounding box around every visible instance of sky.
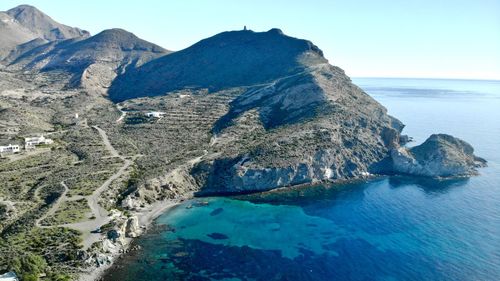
[1,0,499,80]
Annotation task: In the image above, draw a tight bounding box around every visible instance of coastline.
[76,176,380,281]
[76,171,484,281]
[77,196,189,281]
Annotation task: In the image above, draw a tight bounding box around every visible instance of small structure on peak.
[25,135,53,150]
[244,25,247,31]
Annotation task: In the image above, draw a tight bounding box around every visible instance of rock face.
[390,134,487,177]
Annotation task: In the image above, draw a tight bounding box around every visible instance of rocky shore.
[77,198,185,281]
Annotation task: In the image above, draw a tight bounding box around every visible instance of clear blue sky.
[1,0,499,80]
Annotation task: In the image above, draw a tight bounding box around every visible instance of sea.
[103,78,500,281]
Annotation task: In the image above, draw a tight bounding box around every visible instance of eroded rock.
[391,134,486,177]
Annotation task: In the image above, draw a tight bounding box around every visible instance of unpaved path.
[92,126,120,158]
[115,104,127,123]
[36,125,138,249]
[35,181,69,227]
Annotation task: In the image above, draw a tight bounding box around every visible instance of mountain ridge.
[109,28,327,101]
[6,4,90,40]
[7,27,170,89]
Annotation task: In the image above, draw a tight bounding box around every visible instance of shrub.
[8,253,47,281]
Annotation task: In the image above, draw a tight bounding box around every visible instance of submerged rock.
[391,134,487,177]
[209,208,224,216]
[207,232,229,240]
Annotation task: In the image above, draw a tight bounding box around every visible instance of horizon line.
[351,76,500,82]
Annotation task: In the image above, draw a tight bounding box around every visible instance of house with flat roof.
[145,111,166,118]
[25,135,53,150]
[0,144,20,154]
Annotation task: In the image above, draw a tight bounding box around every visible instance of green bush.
[8,253,47,281]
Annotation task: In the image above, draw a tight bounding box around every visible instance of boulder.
[125,216,142,238]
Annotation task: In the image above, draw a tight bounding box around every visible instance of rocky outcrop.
[124,216,141,238]
[390,134,487,177]
[189,67,404,193]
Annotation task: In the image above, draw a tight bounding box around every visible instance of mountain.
[104,28,484,195]
[106,29,403,192]
[9,28,170,88]
[0,5,88,61]
[0,5,486,277]
[109,28,327,101]
[6,5,89,41]
[0,11,38,58]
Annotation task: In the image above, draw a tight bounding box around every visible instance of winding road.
[35,125,137,249]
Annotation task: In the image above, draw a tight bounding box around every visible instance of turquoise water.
[104,78,500,281]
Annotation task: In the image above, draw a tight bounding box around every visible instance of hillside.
[109,28,327,101]
[0,11,38,58]
[0,5,486,280]
[9,28,170,88]
[0,5,89,60]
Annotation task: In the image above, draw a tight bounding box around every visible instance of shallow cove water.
[103,78,500,281]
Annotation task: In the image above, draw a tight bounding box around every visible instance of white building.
[25,135,53,150]
[145,111,166,118]
[0,144,20,154]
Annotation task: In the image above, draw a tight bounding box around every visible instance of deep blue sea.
[104,78,500,281]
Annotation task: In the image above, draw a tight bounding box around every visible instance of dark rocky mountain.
[109,28,327,101]
[6,5,89,41]
[9,28,170,89]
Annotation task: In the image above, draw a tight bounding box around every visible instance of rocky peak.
[81,28,166,53]
[6,4,90,41]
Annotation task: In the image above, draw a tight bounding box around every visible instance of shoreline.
[77,196,189,281]
[77,176,379,281]
[76,172,478,281]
